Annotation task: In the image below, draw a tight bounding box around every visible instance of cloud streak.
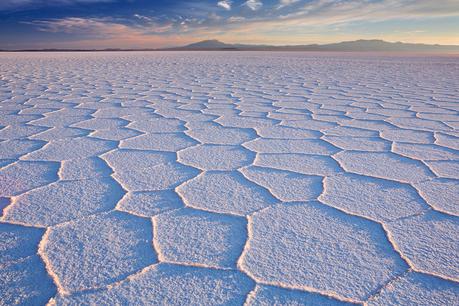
[277,0,300,9]
[244,0,263,11]
[217,0,232,10]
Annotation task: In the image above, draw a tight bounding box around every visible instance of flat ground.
[0,52,458,305]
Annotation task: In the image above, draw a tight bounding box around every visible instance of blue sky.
[1,0,458,49]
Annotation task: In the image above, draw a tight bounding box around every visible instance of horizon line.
[2,38,459,53]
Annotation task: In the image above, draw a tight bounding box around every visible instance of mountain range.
[2,39,458,53]
[163,39,459,53]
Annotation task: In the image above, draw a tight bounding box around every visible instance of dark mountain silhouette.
[2,39,458,53]
[163,39,459,53]
[180,39,237,50]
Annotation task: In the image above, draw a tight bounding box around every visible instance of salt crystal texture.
[0,52,457,304]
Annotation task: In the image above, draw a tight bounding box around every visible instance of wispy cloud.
[21,17,186,48]
[24,16,176,38]
[217,0,232,10]
[244,0,263,11]
[24,17,137,37]
[132,14,175,33]
[228,16,246,23]
[134,14,154,22]
[280,0,459,25]
[276,0,300,10]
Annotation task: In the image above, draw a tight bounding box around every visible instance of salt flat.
[0,51,458,305]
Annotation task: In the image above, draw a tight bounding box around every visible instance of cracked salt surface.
[0,51,458,304]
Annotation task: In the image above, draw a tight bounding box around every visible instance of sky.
[0,0,458,49]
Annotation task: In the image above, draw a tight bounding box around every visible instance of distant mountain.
[316,40,459,52]
[163,39,459,53]
[3,39,458,53]
[179,39,236,50]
